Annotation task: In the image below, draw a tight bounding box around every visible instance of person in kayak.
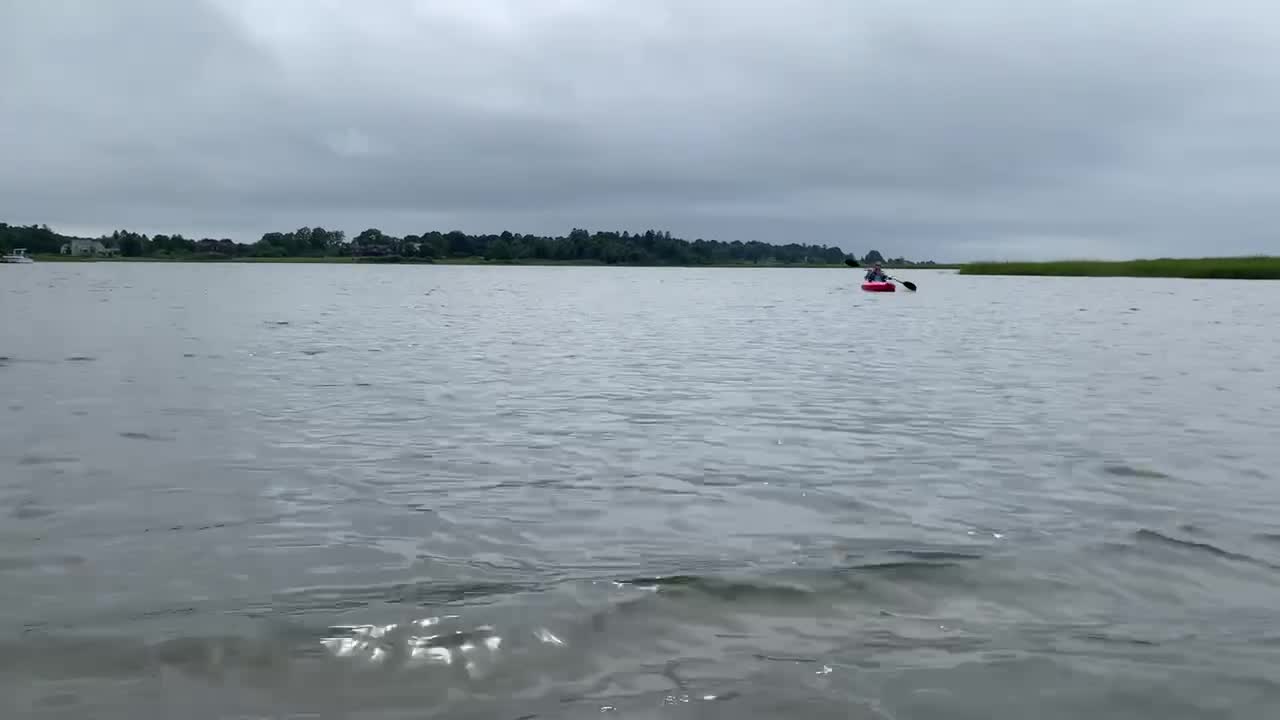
[864,263,888,282]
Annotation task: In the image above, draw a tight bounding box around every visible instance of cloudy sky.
[3,0,1278,260]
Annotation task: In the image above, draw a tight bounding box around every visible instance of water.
[2,263,1279,719]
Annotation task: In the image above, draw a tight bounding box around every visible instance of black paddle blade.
[844,258,860,267]
[901,280,917,291]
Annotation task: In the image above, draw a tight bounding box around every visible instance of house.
[60,238,119,257]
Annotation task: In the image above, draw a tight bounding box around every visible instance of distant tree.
[487,239,513,261]
[118,231,146,257]
[1,217,936,266]
[354,228,386,244]
[444,230,470,256]
[354,228,396,256]
[307,226,328,253]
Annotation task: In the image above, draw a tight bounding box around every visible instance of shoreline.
[957,256,1280,280]
[26,254,958,270]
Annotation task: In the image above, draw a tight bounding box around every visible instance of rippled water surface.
[3,263,1280,719]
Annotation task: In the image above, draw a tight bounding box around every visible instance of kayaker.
[864,263,888,282]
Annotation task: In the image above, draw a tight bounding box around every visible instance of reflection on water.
[2,264,1279,719]
[320,616,506,674]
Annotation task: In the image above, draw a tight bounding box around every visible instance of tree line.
[1,221,937,266]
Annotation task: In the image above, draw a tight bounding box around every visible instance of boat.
[861,281,895,292]
[1,248,34,264]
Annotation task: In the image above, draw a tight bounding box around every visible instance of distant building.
[60,238,119,257]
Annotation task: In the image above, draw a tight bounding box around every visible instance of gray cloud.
[3,0,1278,260]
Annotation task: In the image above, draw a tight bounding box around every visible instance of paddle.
[886,275,917,292]
[845,257,917,291]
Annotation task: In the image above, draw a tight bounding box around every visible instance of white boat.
[1,248,34,263]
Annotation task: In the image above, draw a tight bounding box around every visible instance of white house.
[60,238,118,257]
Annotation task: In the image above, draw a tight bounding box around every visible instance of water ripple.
[2,266,1279,717]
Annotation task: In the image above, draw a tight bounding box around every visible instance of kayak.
[861,281,895,292]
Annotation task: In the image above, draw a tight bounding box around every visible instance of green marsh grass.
[958,256,1280,280]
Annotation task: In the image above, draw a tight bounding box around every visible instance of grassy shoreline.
[28,253,957,270]
[958,256,1280,280]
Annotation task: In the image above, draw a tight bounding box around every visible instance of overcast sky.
[2,0,1278,260]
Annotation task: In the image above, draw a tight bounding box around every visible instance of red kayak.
[861,281,895,292]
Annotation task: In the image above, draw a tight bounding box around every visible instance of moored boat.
[1,248,34,263]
